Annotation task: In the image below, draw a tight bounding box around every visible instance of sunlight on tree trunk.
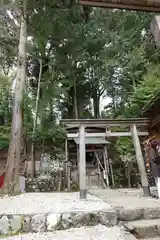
[31,59,42,179]
[1,0,27,195]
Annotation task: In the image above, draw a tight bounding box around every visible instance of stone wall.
[0,210,117,236]
[25,172,66,192]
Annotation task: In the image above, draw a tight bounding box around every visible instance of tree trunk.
[1,1,27,195]
[111,86,116,117]
[73,78,78,119]
[31,59,42,179]
[78,97,85,118]
[128,171,131,188]
[125,164,131,188]
[93,91,100,119]
[110,162,115,187]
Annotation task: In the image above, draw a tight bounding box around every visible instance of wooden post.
[97,158,101,187]
[65,139,68,161]
[65,139,68,189]
[77,144,79,183]
[131,124,151,196]
[79,125,87,199]
[109,159,115,187]
[58,170,62,192]
[67,163,71,191]
[104,147,110,188]
[95,151,106,188]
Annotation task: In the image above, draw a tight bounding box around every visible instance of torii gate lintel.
[79,0,160,12]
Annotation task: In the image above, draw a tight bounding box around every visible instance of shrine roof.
[61,118,149,128]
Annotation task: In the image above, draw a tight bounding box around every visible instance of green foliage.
[0,126,10,149]
[35,124,67,151]
[126,65,160,117]
[0,74,12,149]
[116,137,134,156]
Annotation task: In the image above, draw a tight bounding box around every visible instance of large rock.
[31,214,46,232]
[0,215,9,235]
[118,208,143,221]
[25,174,65,192]
[61,210,117,229]
[10,216,21,234]
[98,210,117,226]
[71,212,96,227]
[47,213,61,231]
[61,213,74,229]
[22,216,30,232]
[61,212,99,229]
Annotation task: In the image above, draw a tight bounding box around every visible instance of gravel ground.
[3,225,128,240]
[0,192,112,215]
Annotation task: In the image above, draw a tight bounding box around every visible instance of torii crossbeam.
[79,0,160,12]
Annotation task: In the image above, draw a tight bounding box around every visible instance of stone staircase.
[88,188,160,240]
[1,189,160,239]
[123,219,160,239]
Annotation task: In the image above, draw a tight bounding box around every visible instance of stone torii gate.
[61,118,150,199]
[79,0,160,12]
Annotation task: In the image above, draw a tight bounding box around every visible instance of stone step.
[145,238,160,240]
[0,210,117,236]
[123,219,160,238]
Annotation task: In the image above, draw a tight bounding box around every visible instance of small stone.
[89,213,99,225]
[72,212,93,227]
[22,216,30,232]
[61,213,72,229]
[47,213,61,231]
[99,210,117,226]
[118,208,143,221]
[10,215,22,234]
[0,215,9,235]
[61,212,98,229]
[31,214,46,232]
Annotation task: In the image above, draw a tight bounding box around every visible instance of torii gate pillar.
[131,124,151,197]
[151,15,160,47]
[79,125,87,199]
